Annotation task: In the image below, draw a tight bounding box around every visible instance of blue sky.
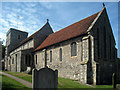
[0,2,119,57]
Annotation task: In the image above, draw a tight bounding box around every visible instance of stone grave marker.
[32,67,58,89]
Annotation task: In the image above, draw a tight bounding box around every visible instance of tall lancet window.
[59,48,62,61]
[97,28,100,58]
[103,26,106,58]
[50,51,52,62]
[71,42,77,56]
[36,55,37,64]
[109,36,111,59]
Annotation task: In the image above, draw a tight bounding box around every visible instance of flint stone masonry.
[32,67,58,89]
[35,36,90,84]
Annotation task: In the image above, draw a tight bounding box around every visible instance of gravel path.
[0,71,32,88]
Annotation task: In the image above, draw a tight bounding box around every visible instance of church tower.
[6,28,28,56]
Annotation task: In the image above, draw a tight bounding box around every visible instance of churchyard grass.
[3,71,114,88]
[95,85,113,88]
[58,77,91,88]
[1,74,31,89]
[3,71,32,82]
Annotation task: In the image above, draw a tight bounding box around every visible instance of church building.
[34,5,117,85]
[5,22,54,72]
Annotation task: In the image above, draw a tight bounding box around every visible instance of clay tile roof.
[35,11,100,51]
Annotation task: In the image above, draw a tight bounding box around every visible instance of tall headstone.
[32,67,58,89]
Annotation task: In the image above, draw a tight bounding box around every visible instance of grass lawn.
[3,71,91,88]
[3,71,32,83]
[3,71,114,88]
[95,85,113,88]
[2,74,31,90]
[58,77,92,88]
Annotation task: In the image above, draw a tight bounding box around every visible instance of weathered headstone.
[25,67,32,74]
[112,73,117,89]
[32,67,58,89]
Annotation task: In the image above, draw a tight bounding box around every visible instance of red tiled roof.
[35,11,100,51]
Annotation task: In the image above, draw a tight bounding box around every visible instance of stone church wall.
[35,36,93,84]
[7,39,34,72]
[7,51,22,72]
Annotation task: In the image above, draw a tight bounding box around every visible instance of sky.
[0,2,119,57]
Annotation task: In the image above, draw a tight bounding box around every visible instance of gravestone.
[32,67,58,89]
[25,67,32,74]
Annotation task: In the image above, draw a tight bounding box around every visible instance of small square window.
[18,35,20,39]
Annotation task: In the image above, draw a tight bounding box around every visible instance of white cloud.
[0,32,6,45]
[40,2,52,9]
[0,18,9,27]
[25,3,37,7]
[7,13,17,19]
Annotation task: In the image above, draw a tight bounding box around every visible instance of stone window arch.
[71,42,77,56]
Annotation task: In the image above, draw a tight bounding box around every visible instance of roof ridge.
[87,7,105,32]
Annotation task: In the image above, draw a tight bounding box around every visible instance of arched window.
[71,42,77,56]
[36,55,37,64]
[59,48,62,61]
[81,41,83,61]
[50,51,52,62]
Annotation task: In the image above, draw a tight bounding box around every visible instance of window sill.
[81,60,88,65]
[71,56,77,58]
